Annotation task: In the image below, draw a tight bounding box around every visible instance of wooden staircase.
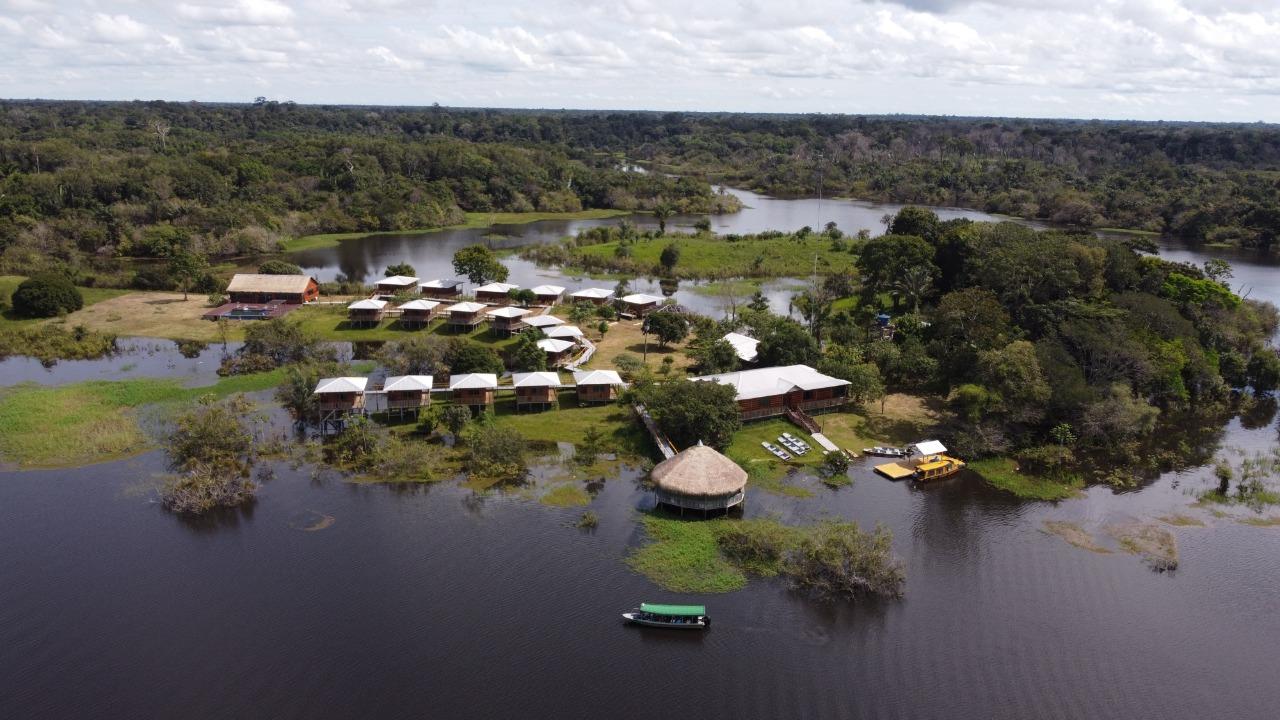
[785,406,820,434]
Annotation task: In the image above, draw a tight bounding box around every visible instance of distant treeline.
[0,100,736,273]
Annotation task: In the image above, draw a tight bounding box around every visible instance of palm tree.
[653,203,674,235]
[893,266,933,313]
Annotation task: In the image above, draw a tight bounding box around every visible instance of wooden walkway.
[633,403,677,459]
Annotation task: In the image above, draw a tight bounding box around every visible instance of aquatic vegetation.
[160,395,265,515]
[1042,521,1112,554]
[970,458,1083,501]
[541,483,591,507]
[1159,515,1206,527]
[1107,523,1179,572]
[575,511,599,529]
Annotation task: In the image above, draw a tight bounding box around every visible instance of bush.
[642,378,741,450]
[10,274,83,318]
[782,522,905,600]
[464,423,528,482]
[159,395,263,514]
[328,416,381,470]
[819,452,852,486]
[130,266,177,291]
[258,260,304,275]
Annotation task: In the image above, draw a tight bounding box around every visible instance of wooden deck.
[875,462,916,480]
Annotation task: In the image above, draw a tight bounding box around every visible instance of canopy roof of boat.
[640,603,706,616]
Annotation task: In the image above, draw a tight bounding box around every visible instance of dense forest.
[2,100,1279,286]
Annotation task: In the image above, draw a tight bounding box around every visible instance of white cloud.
[90,13,149,43]
[177,0,296,26]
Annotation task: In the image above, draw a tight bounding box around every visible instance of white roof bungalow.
[486,306,530,319]
[313,376,369,412]
[538,338,577,365]
[347,298,387,311]
[620,293,662,316]
[722,332,760,363]
[375,275,419,293]
[383,375,434,392]
[573,369,627,403]
[524,314,566,329]
[381,375,434,413]
[545,325,584,340]
[449,372,499,410]
[530,285,566,303]
[570,287,612,304]
[690,364,852,420]
[475,282,519,301]
[314,376,369,394]
[512,371,562,409]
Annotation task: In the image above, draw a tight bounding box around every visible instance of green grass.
[0,370,284,468]
[0,275,129,326]
[724,413,876,493]
[576,234,856,279]
[491,393,652,458]
[282,209,630,252]
[626,513,748,593]
[290,305,521,347]
[970,457,1084,501]
[540,483,592,507]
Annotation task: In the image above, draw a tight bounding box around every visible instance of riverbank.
[281,209,632,252]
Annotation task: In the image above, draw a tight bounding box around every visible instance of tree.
[510,288,536,306]
[597,320,610,339]
[275,361,343,421]
[329,416,382,470]
[643,378,741,450]
[444,339,504,374]
[169,249,209,300]
[441,405,472,435]
[577,426,606,466]
[464,423,527,482]
[755,318,819,367]
[932,288,1011,352]
[160,394,262,514]
[385,262,416,277]
[1247,348,1280,394]
[817,345,885,405]
[782,521,905,600]
[659,242,681,273]
[377,335,448,375]
[653,203,674,235]
[452,244,508,284]
[508,332,547,371]
[645,311,688,347]
[747,290,771,312]
[1203,258,1233,284]
[856,235,937,310]
[240,319,323,364]
[258,260,303,275]
[892,265,932,313]
[10,274,83,318]
[977,340,1052,423]
[888,206,940,243]
[690,338,739,374]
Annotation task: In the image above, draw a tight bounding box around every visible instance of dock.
[874,462,915,480]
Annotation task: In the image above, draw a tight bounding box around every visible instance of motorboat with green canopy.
[622,603,710,629]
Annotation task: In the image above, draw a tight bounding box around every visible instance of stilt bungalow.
[573,369,626,404]
[449,373,498,413]
[524,314,565,331]
[226,274,319,304]
[530,285,565,305]
[475,282,519,304]
[347,298,388,326]
[398,299,442,328]
[538,338,577,366]
[374,275,419,296]
[690,364,852,421]
[420,279,464,299]
[486,306,531,336]
[512,372,561,411]
[381,375,433,418]
[570,287,612,305]
[650,442,747,515]
[722,332,759,363]
[620,293,662,317]
[545,325,584,341]
[314,376,368,433]
[446,301,488,331]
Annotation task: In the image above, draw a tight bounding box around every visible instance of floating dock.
[874,462,916,480]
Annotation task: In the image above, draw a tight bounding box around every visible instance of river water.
[3,197,1280,719]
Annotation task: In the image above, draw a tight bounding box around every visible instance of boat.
[781,432,810,451]
[778,436,807,455]
[622,603,710,629]
[761,441,792,460]
[762,441,792,460]
[874,441,966,481]
[862,446,908,457]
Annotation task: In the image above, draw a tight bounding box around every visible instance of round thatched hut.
[650,442,748,515]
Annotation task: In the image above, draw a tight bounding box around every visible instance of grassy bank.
[626,514,751,593]
[573,234,856,280]
[0,370,284,468]
[0,275,130,327]
[490,394,652,457]
[970,457,1083,501]
[282,209,630,252]
[57,291,236,342]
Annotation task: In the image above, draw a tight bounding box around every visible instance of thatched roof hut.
[650,442,747,513]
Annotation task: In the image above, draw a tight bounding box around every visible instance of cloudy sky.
[2,0,1279,121]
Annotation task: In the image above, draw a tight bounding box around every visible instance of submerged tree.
[160,395,264,514]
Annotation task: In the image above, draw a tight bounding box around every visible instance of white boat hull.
[622,612,708,629]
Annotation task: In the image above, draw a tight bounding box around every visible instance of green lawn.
[724,412,882,491]
[282,209,630,252]
[576,234,856,279]
[0,370,284,468]
[969,457,1084,501]
[0,275,130,326]
[490,392,652,457]
[290,305,521,347]
[626,513,749,593]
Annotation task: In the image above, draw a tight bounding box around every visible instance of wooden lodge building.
[690,364,852,421]
[347,298,388,326]
[398,299,442,328]
[538,338,577,366]
[570,287,612,305]
[524,314,565,331]
[572,369,626,404]
[449,373,498,412]
[475,282,519,304]
[545,325,583,341]
[420,279,464,299]
[381,375,433,418]
[374,275,419,296]
[620,293,662,317]
[225,274,319,304]
[313,376,368,433]
[487,306,531,336]
[512,372,562,411]
[530,285,565,305]
[446,301,488,331]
